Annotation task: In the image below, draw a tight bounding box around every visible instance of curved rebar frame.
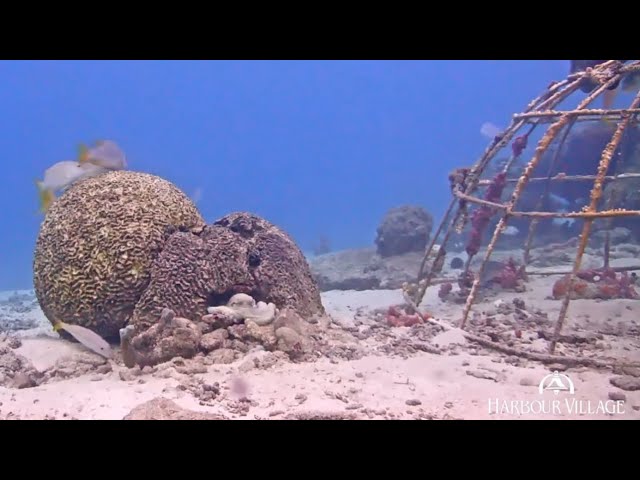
[412,60,640,357]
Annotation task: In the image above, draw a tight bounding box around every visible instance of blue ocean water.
[0,60,570,291]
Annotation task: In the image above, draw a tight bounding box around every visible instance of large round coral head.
[32,170,205,340]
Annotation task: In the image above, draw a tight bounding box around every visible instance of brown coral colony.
[33,171,205,340]
[33,171,325,367]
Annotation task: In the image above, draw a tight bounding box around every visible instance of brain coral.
[33,171,205,339]
[132,212,325,331]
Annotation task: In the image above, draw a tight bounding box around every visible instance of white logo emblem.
[488,370,625,416]
[539,371,575,395]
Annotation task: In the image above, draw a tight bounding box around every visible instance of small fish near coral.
[552,268,639,300]
[35,161,106,213]
[480,121,503,145]
[35,140,127,213]
[53,321,113,359]
[77,140,127,170]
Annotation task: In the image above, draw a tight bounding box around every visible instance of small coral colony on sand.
[35,140,127,213]
[34,139,127,359]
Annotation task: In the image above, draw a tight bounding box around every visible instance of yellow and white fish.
[78,140,127,170]
[35,160,106,213]
[53,321,112,359]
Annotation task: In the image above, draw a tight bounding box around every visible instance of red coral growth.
[607,271,638,299]
[552,277,576,298]
[485,257,527,290]
[552,268,639,300]
[511,135,528,157]
[576,268,617,282]
[466,172,507,257]
[386,305,429,327]
[458,270,475,290]
[438,282,453,300]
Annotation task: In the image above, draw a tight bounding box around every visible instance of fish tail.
[36,180,55,213]
[52,320,65,332]
[55,322,112,358]
[77,143,90,164]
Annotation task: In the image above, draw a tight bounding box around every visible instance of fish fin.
[35,180,55,213]
[77,143,90,164]
[53,321,65,332]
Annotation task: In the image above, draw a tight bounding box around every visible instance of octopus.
[207,293,278,326]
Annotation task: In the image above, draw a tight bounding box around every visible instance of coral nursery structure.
[412,60,640,357]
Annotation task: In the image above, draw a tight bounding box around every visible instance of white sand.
[1,274,639,420]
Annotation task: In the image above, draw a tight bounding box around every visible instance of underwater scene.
[1,60,640,420]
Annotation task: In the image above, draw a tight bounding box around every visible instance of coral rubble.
[552,268,639,300]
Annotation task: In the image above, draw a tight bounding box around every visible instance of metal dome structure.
[409,60,640,368]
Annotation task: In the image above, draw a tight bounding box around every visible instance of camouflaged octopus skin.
[131,212,325,331]
[33,170,205,339]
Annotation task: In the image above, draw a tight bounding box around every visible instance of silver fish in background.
[53,321,113,359]
[480,121,502,141]
[501,225,520,236]
[548,192,570,210]
[77,140,127,170]
[36,139,127,213]
[35,160,107,213]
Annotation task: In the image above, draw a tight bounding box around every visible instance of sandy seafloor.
[1,249,640,420]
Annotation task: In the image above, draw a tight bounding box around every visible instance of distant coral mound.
[132,211,325,330]
[374,205,433,257]
[33,170,205,339]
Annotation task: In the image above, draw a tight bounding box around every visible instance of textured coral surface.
[133,212,325,329]
[33,171,205,339]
